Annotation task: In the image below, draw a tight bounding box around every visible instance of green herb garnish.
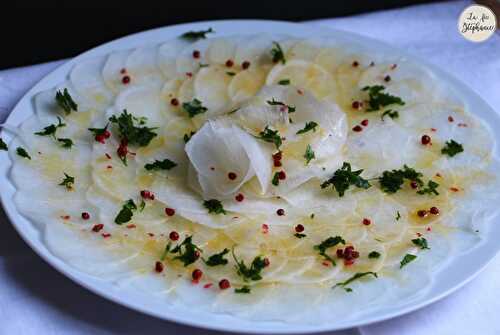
[278,79,290,85]
[59,172,74,190]
[180,28,214,41]
[441,139,464,157]
[362,85,405,112]
[400,254,417,268]
[16,147,31,160]
[114,199,137,225]
[55,88,78,114]
[313,236,346,265]
[203,199,226,215]
[88,124,109,137]
[321,162,371,197]
[109,110,157,146]
[170,235,202,267]
[232,248,268,281]
[257,126,282,149]
[203,248,230,266]
[296,121,318,135]
[381,109,399,120]
[396,211,401,221]
[294,233,307,238]
[182,99,208,118]
[368,251,381,259]
[416,180,440,196]
[57,138,73,149]
[226,71,236,76]
[270,41,286,64]
[144,158,177,171]
[304,144,315,165]
[183,131,196,143]
[332,272,378,291]
[35,117,66,138]
[0,138,8,151]
[271,172,280,186]
[412,237,430,250]
[266,98,296,113]
[378,165,424,194]
[235,286,251,294]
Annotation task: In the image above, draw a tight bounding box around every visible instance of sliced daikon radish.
[102,49,131,93]
[126,45,164,88]
[157,39,189,78]
[227,67,267,103]
[193,65,232,116]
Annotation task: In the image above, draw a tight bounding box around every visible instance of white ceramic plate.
[1,20,499,334]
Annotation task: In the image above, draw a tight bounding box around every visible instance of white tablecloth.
[1,1,499,334]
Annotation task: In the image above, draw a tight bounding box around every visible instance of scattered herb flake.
[34,117,66,138]
[378,165,424,194]
[381,109,399,120]
[234,286,251,294]
[314,236,346,265]
[232,248,268,281]
[362,85,405,112]
[294,233,307,238]
[16,147,31,160]
[272,172,280,186]
[416,180,440,196]
[266,98,296,113]
[270,41,286,64]
[0,138,7,151]
[203,248,230,266]
[278,79,290,85]
[296,121,318,135]
[182,99,208,118]
[180,28,214,41]
[114,199,137,225]
[88,124,109,137]
[321,162,371,197]
[226,71,236,76]
[368,251,381,259]
[109,110,157,146]
[257,126,282,150]
[55,88,78,114]
[441,139,464,157]
[400,254,417,268]
[203,199,226,215]
[332,272,378,291]
[304,144,315,165]
[59,172,75,190]
[170,235,202,267]
[57,138,74,149]
[396,211,401,221]
[412,237,430,250]
[183,131,196,143]
[144,159,177,171]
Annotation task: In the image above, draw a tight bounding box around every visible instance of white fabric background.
[0,1,498,334]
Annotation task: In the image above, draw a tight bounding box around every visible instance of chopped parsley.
[55,88,78,114]
[16,147,31,160]
[203,248,230,266]
[170,235,202,267]
[199,63,209,68]
[183,131,196,143]
[144,158,177,171]
[441,139,464,157]
[0,138,8,151]
[400,254,417,268]
[88,124,109,137]
[34,117,66,138]
[304,144,315,165]
[232,249,268,281]
[313,236,346,265]
[266,98,296,113]
[182,99,208,118]
[416,180,440,196]
[271,172,280,186]
[270,41,286,64]
[180,28,214,41]
[332,272,378,291]
[412,237,430,250]
[257,126,282,150]
[203,199,226,215]
[296,121,318,135]
[235,286,251,294]
[59,172,74,190]
[321,162,371,197]
[294,233,307,238]
[381,109,399,120]
[109,110,157,146]
[378,165,424,194]
[362,85,405,112]
[114,199,137,225]
[226,71,236,76]
[396,211,401,221]
[57,138,74,149]
[278,79,290,85]
[368,251,381,259]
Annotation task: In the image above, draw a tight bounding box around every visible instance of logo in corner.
[458,4,497,42]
